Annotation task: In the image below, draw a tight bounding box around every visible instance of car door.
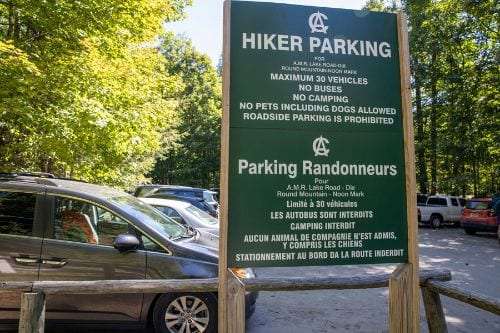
[39,194,146,322]
[449,197,461,221]
[0,189,45,319]
[459,198,467,218]
[140,233,218,317]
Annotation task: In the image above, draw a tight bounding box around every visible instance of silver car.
[139,197,219,236]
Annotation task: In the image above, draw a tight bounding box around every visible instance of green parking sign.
[221,1,415,268]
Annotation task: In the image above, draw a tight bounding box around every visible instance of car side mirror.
[113,234,140,253]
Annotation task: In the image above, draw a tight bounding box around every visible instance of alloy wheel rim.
[165,295,210,333]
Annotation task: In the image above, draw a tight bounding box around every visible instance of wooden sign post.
[219,1,419,332]
[218,2,231,332]
[389,12,419,333]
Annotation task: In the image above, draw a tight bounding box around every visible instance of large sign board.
[224,1,412,268]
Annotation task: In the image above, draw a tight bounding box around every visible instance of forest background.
[0,0,498,196]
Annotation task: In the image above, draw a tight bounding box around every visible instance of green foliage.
[364,0,499,196]
[363,0,390,11]
[0,40,40,168]
[0,0,190,188]
[150,33,222,188]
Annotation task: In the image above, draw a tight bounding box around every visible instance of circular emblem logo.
[312,135,330,157]
[309,11,329,34]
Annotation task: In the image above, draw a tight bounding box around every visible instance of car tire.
[430,215,442,229]
[464,228,476,235]
[152,293,217,333]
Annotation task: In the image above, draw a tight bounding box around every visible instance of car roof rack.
[0,172,88,186]
[19,172,55,178]
[0,173,57,186]
[51,176,88,184]
[139,184,194,189]
[0,172,55,178]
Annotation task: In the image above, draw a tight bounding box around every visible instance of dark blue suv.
[135,185,219,218]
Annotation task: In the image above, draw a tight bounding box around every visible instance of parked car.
[135,185,219,218]
[418,195,466,228]
[0,174,256,332]
[460,198,498,237]
[139,197,219,235]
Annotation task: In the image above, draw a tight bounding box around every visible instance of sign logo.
[312,135,330,157]
[309,11,329,34]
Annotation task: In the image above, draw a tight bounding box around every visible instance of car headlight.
[230,267,255,279]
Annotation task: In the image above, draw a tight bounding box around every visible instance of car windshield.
[186,204,219,225]
[109,195,186,239]
[466,200,492,210]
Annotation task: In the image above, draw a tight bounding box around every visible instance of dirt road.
[247,227,500,333]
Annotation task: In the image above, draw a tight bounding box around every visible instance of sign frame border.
[218,2,419,332]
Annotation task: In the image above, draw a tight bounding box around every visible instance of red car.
[460,198,498,236]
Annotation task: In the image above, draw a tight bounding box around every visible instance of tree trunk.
[414,70,428,193]
[429,50,438,194]
[7,2,14,38]
[471,161,475,196]
[461,164,467,197]
[13,7,20,40]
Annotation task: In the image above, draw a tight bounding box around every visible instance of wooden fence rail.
[423,279,500,315]
[0,269,450,295]
[243,268,451,292]
[420,279,500,333]
[2,268,499,333]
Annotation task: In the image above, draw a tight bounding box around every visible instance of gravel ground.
[246,227,500,333]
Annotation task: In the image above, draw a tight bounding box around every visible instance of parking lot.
[247,227,500,333]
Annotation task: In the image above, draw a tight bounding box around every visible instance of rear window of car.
[427,197,447,206]
[417,194,428,204]
[466,201,492,210]
[135,187,157,197]
[155,189,200,199]
[178,190,202,198]
[0,191,36,236]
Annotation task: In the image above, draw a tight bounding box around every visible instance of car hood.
[176,228,219,261]
[197,227,219,237]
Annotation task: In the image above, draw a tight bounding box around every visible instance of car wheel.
[153,293,217,333]
[464,228,476,235]
[430,215,442,229]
